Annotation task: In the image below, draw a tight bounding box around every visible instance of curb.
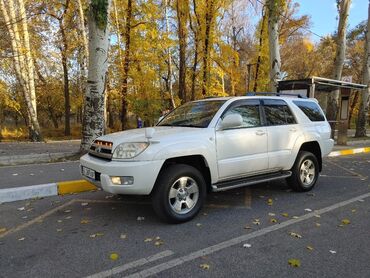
[328,147,370,157]
[0,152,80,166]
[0,180,96,204]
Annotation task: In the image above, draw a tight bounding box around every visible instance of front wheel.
[287,151,319,192]
[151,164,206,223]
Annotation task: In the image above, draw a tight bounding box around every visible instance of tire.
[287,151,319,192]
[151,164,206,223]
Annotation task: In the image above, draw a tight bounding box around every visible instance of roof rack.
[246,92,307,98]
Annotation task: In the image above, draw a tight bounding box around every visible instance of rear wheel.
[287,151,319,192]
[152,164,206,223]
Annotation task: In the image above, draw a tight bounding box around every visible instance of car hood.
[96,126,207,146]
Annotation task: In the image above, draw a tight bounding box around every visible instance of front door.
[216,100,268,180]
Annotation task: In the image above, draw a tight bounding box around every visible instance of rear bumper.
[80,154,164,195]
[321,138,334,157]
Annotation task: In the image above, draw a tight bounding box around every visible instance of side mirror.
[220,113,243,130]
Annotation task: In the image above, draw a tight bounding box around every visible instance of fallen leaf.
[289,232,302,239]
[18,237,25,241]
[288,259,301,267]
[268,213,275,217]
[282,213,289,218]
[196,223,202,227]
[137,216,145,221]
[307,193,315,196]
[315,223,321,227]
[259,195,265,199]
[90,233,104,238]
[358,199,364,202]
[17,207,25,211]
[314,214,321,218]
[12,173,18,176]
[56,229,62,232]
[65,216,72,220]
[243,243,252,248]
[105,195,114,199]
[0,228,7,234]
[351,209,356,213]
[81,203,88,206]
[253,219,260,225]
[154,240,164,246]
[203,213,208,216]
[200,263,210,270]
[26,208,33,212]
[57,220,63,223]
[120,234,127,240]
[244,225,252,230]
[329,250,336,254]
[30,173,35,176]
[304,208,312,212]
[64,210,71,213]
[341,219,350,225]
[270,218,277,223]
[292,216,299,219]
[267,198,273,205]
[110,253,119,260]
[306,245,314,251]
[80,219,90,224]
[60,169,65,172]
[22,216,28,219]
[144,238,153,242]
[155,236,161,240]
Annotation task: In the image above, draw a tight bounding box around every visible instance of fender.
[288,131,321,169]
[153,141,219,183]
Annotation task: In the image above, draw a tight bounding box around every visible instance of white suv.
[80,96,334,223]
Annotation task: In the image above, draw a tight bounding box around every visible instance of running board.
[212,171,292,192]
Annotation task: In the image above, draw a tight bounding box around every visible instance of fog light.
[110,176,134,185]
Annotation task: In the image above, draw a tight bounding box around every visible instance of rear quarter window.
[293,101,325,122]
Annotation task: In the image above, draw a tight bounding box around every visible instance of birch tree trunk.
[267,0,282,92]
[327,0,351,122]
[81,0,111,151]
[355,1,370,137]
[1,0,43,141]
[165,0,176,109]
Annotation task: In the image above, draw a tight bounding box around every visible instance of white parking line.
[84,250,174,278]
[125,191,370,278]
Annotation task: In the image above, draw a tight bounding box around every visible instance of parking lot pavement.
[0,154,369,277]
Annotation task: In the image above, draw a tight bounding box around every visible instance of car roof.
[193,96,317,103]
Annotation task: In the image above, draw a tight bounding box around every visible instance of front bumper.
[80,154,164,195]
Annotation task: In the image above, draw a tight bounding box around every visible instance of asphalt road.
[0,154,370,278]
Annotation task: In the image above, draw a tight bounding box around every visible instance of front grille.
[89,140,113,160]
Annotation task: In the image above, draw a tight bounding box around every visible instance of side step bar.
[212,171,292,192]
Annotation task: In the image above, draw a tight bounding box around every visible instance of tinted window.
[293,101,325,122]
[263,99,296,126]
[223,101,261,128]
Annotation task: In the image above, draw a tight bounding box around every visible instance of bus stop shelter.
[277,76,367,145]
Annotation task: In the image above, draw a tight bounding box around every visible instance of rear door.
[215,99,268,180]
[262,99,301,170]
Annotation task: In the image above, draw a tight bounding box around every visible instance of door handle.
[255,130,265,136]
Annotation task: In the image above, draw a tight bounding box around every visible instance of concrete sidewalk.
[0,140,81,166]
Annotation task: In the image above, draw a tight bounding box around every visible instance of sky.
[296,0,368,41]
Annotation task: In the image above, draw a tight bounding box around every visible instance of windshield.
[157,100,227,128]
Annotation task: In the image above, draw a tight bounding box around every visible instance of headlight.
[112,142,149,159]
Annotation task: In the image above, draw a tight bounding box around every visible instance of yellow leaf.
[288,258,301,267]
[200,263,210,270]
[270,218,277,223]
[306,245,314,251]
[341,219,350,225]
[155,240,164,246]
[244,225,252,230]
[282,213,289,217]
[144,238,153,242]
[110,253,119,261]
[0,228,6,234]
[267,198,273,205]
[80,219,90,224]
[120,234,127,239]
[253,219,260,225]
[289,232,302,239]
[315,223,321,227]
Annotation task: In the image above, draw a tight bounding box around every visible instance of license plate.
[82,166,95,179]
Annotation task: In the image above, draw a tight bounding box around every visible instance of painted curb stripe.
[0,183,57,204]
[57,180,97,195]
[328,146,370,157]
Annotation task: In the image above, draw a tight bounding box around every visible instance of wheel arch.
[151,155,212,194]
[299,141,322,172]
